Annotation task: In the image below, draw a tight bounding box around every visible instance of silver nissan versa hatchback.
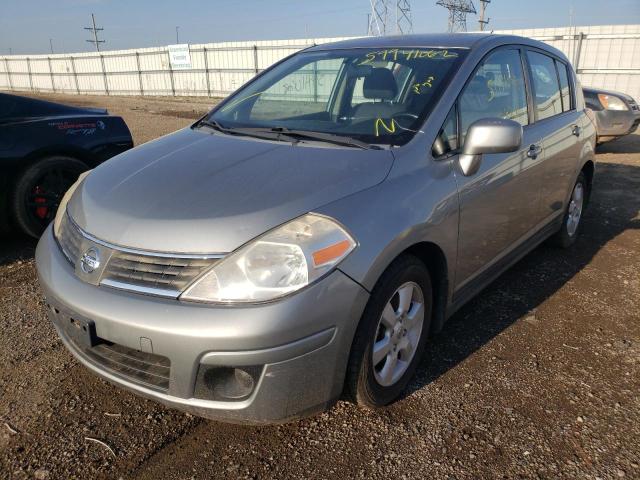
[36,34,596,424]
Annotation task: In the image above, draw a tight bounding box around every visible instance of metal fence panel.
[1,28,638,100]
[496,24,640,99]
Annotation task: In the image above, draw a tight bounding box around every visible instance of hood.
[68,128,394,253]
[0,93,107,122]
[583,87,635,104]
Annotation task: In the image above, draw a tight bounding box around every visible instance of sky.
[1,0,639,55]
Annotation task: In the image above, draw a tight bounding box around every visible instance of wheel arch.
[581,159,595,206]
[361,240,450,336]
[18,146,94,173]
[403,242,449,335]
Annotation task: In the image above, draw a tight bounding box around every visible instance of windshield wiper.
[266,128,382,150]
[196,121,381,149]
[196,118,228,132]
[196,119,286,142]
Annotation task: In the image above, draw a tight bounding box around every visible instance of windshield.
[207,47,468,146]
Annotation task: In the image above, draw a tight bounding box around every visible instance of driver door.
[451,47,546,294]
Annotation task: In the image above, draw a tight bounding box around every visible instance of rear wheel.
[345,255,432,407]
[552,172,587,248]
[11,156,87,238]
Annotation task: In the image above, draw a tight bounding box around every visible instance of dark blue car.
[0,93,133,237]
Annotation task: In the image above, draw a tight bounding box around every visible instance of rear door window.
[555,60,572,112]
[526,51,563,120]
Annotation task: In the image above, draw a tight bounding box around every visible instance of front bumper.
[36,226,369,424]
[594,109,640,140]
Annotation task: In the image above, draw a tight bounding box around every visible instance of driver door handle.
[527,144,542,159]
[572,125,582,137]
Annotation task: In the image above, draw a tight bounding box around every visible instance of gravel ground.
[0,92,639,480]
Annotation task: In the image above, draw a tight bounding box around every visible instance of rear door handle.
[527,144,542,159]
[572,125,582,137]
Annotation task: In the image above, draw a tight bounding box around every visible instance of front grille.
[50,304,172,392]
[84,342,171,392]
[102,251,213,295]
[56,211,220,297]
[57,214,83,266]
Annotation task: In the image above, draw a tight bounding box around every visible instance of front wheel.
[551,172,587,248]
[11,156,88,238]
[345,255,433,407]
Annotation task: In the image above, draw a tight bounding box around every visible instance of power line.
[478,0,490,31]
[84,13,105,52]
[436,0,476,32]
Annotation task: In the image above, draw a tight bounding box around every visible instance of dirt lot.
[1,92,639,480]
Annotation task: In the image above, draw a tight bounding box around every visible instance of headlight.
[53,170,91,239]
[598,93,629,111]
[180,214,356,303]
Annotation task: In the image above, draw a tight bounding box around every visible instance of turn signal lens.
[181,214,356,303]
[53,170,91,240]
[598,93,629,111]
[312,239,353,267]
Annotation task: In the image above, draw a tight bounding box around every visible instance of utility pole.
[49,38,54,54]
[478,0,490,31]
[176,26,180,44]
[84,13,105,52]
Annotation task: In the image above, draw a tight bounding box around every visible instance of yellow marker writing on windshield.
[412,76,435,94]
[359,49,459,65]
[375,118,397,137]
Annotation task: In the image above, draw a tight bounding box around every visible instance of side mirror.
[458,118,523,176]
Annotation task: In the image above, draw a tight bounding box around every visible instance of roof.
[307,33,569,65]
[308,33,503,51]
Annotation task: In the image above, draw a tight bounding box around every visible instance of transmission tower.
[368,1,414,36]
[84,13,105,52]
[436,0,476,32]
[396,0,413,34]
[478,0,490,31]
[368,0,391,36]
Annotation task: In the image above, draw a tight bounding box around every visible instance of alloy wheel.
[24,167,79,229]
[372,281,425,387]
[566,182,584,237]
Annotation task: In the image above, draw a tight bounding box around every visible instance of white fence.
[0,25,639,100]
[0,37,352,98]
[496,24,640,100]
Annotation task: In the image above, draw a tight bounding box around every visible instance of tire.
[11,156,88,238]
[345,254,433,408]
[551,172,587,249]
